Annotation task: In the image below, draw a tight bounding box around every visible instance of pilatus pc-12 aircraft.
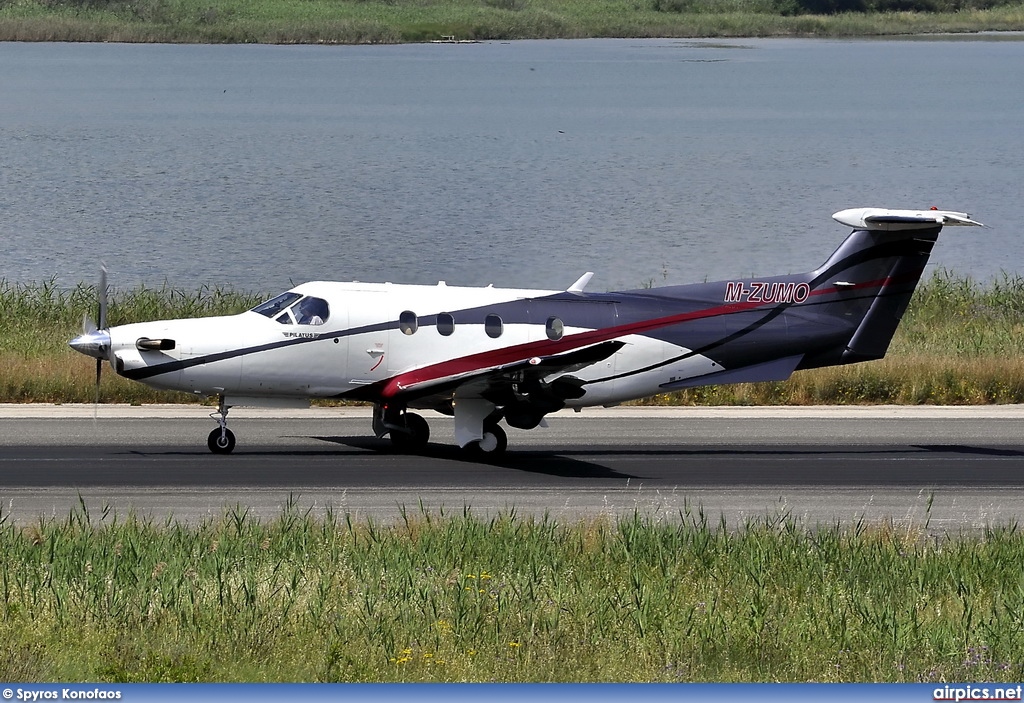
[70,207,981,456]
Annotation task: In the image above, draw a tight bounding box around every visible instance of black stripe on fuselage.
[120,318,396,381]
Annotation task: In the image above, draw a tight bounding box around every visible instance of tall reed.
[1,271,1022,404]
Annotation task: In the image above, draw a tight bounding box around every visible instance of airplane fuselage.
[106,276,847,410]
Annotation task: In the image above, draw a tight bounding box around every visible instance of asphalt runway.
[2,405,1024,530]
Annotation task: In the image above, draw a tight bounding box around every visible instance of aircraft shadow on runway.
[913,444,1024,457]
[310,436,644,480]
[309,437,1024,479]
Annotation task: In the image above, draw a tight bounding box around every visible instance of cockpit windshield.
[251,292,301,319]
[251,292,329,326]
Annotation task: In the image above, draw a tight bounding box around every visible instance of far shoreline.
[2,2,1022,45]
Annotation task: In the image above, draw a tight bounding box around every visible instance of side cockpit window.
[295,297,329,326]
[251,292,329,326]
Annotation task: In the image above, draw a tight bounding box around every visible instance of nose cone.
[69,330,111,360]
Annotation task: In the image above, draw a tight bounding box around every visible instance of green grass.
[2,270,1022,405]
[0,279,262,404]
[2,501,1023,681]
[1,0,1022,43]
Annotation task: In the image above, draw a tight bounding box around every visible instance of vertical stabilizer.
[802,208,981,366]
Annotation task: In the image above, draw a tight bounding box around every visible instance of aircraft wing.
[366,340,625,409]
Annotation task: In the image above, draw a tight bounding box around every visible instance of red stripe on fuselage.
[379,277,895,399]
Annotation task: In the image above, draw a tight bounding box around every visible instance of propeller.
[69,264,111,404]
[95,264,107,395]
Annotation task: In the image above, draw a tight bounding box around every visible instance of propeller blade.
[95,264,108,411]
[97,264,108,331]
[70,265,113,363]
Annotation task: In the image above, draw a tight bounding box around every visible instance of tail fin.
[804,208,983,365]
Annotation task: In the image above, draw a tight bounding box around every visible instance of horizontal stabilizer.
[833,208,984,231]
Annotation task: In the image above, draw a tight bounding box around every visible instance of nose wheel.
[208,427,236,454]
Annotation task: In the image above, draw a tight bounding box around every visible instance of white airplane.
[70,207,982,456]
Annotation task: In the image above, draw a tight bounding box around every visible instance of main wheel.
[207,427,236,454]
[389,412,430,451]
[464,423,507,457]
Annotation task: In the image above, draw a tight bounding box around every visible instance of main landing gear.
[389,411,431,451]
[373,403,509,457]
[207,397,236,454]
[463,421,507,457]
[451,399,509,458]
[374,404,431,452]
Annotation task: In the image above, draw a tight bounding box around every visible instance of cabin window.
[400,311,418,335]
[485,314,503,339]
[546,316,564,341]
[437,312,455,336]
[275,311,293,325]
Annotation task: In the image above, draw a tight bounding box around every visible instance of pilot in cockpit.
[296,297,327,326]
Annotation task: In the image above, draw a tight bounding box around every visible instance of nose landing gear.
[207,397,236,454]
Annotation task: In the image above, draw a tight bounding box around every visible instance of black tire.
[464,422,508,457]
[207,427,236,454]
[389,412,430,451]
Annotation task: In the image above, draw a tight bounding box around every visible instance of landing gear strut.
[207,397,236,454]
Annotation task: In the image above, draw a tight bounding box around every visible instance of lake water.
[1,37,1022,293]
